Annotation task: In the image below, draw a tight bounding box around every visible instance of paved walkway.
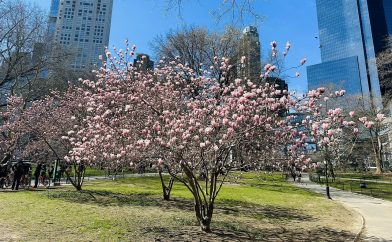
[0,173,160,190]
[295,174,392,242]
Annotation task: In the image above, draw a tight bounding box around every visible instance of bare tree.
[163,0,263,24]
[152,26,241,80]
[0,0,82,107]
[0,0,48,101]
[376,36,392,107]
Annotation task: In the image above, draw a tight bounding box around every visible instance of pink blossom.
[376,113,385,122]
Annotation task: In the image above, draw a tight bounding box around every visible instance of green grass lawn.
[0,172,361,241]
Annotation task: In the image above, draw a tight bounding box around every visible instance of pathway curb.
[353,212,365,242]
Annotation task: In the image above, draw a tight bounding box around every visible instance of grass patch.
[0,172,360,241]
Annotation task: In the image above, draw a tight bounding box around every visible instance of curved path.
[295,174,392,242]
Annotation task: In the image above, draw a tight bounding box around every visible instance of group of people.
[33,163,55,188]
[0,160,55,190]
[0,160,31,190]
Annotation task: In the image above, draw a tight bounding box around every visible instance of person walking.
[11,160,24,190]
[34,163,42,188]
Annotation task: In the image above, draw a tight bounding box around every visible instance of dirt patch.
[0,224,21,241]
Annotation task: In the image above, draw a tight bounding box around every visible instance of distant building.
[49,0,113,70]
[133,54,154,72]
[238,26,261,83]
[266,77,288,97]
[266,77,288,116]
[307,0,392,109]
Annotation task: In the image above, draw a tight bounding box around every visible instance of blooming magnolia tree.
[1,86,91,190]
[356,111,386,174]
[62,41,316,232]
[297,89,362,198]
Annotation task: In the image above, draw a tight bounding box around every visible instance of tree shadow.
[151,225,356,241]
[44,189,358,241]
[216,199,313,222]
[45,189,194,211]
[45,189,312,222]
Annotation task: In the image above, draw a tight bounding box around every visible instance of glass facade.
[50,0,60,17]
[316,0,364,63]
[308,57,362,95]
[307,0,391,108]
[48,0,60,40]
[383,0,392,34]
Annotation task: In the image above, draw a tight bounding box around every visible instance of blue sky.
[29,0,321,93]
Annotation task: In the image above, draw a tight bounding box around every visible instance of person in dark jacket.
[34,163,42,188]
[11,160,24,190]
[40,164,47,186]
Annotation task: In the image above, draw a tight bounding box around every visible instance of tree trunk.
[159,170,174,201]
[375,156,383,174]
[375,134,383,174]
[65,163,85,191]
[325,149,332,199]
[194,200,214,232]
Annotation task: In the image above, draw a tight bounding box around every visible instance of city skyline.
[27,0,320,93]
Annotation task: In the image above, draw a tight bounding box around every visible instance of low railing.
[309,173,392,201]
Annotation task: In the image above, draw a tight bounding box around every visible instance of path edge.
[353,212,365,242]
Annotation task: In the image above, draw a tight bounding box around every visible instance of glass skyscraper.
[307,0,392,108]
[48,0,113,70]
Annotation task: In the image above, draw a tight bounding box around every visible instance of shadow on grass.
[151,224,356,242]
[45,189,312,222]
[45,189,194,211]
[216,199,312,222]
[42,185,357,241]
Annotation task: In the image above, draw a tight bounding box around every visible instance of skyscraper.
[49,0,113,70]
[238,26,261,83]
[307,0,392,108]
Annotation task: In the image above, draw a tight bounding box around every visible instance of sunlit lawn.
[0,172,360,241]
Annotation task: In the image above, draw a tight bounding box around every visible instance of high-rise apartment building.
[238,26,261,83]
[307,0,392,108]
[49,0,113,70]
